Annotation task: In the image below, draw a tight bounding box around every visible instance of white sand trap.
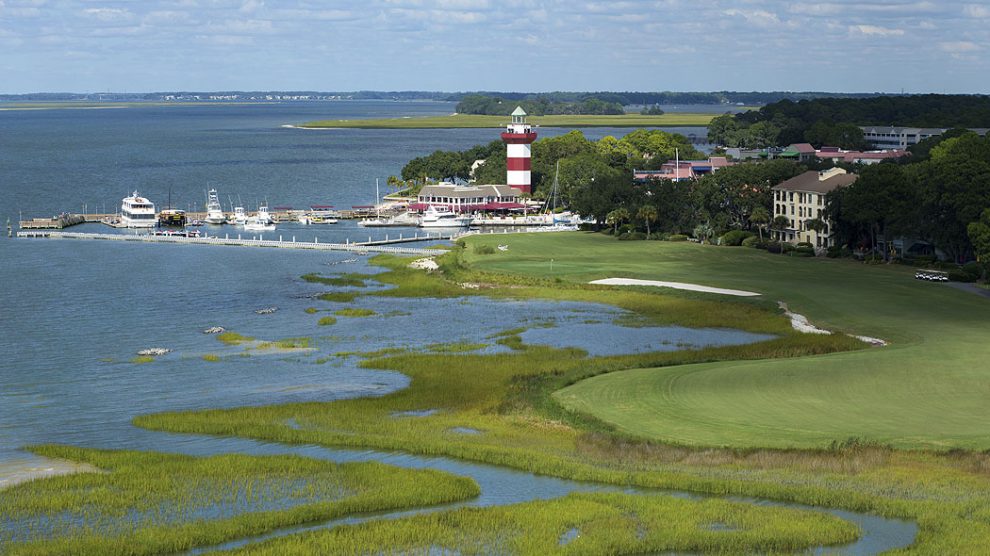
[590,278,761,297]
[777,301,888,346]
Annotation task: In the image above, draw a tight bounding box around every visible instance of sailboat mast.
[375,178,380,218]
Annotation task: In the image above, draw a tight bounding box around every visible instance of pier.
[15,231,454,256]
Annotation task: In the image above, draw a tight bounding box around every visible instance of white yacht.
[232,206,247,225]
[418,206,472,229]
[120,191,156,228]
[204,189,225,225]
[243,204,275,231]
[243,215,276,231]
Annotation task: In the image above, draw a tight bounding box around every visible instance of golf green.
[464,232,990,449]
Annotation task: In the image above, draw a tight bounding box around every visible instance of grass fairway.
[462,232,990,450]
[300,113,715,129]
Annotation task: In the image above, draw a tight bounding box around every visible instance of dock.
[15,231,454,256]
[18,214,87,229]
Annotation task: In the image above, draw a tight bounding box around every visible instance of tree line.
[709,94,990,149]
[826,130,990,263]
[455,94,624,116]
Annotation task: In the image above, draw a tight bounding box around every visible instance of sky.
[0,0,988,94]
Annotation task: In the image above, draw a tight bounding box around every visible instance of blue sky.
[0,0,987,94]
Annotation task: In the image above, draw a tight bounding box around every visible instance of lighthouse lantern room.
[500,106,538,194]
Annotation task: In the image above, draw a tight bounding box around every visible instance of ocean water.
[0,100,709,220]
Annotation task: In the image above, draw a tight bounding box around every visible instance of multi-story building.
[771,168,857,249]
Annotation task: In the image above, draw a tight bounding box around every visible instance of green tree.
[606,207,630,235]
[968,209,990,273]
[637,205,658,237]
[772,215,792,242]
[693,222,715,244]
[749,206,770,241]
[707,114,739,146]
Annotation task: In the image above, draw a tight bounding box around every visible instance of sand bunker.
[590,278,761,297]
[778,301,887,346]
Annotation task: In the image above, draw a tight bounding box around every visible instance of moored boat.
[204,189,226,225]
[157,209,187,228]
[418,206,472,228]
[120,191,156,228]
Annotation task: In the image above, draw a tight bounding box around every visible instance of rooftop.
[772,169,857,194]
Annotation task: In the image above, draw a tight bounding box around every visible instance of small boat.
[418,206,472,228]
[255,204,273,225]
[204,189,226,225]
[152,229,201,237]
[158,209,187,227]
[232,206,247,225]
[243,216,276,231]
[119,191,157,228]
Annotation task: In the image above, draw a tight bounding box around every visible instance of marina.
[14,230,456,256]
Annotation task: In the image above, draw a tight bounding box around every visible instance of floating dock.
[15,231,455,256]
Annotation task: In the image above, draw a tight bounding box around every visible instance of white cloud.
[963,4,990,18]
[723,9,782,28]
[849,24,905,37]
[82,7,133,23]
[939,41,980,52]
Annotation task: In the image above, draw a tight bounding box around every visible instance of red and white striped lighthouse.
[501,106,538,194]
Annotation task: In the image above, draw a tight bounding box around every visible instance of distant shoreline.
[298,113,717,129]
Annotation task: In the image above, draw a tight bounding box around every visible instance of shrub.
[720,230,756,246]
[826,246,848,258]
[618,231,647,241]
[962,261,984,279]
[796,241,814,249]
[742,236,769,250]
[474,244,496,255]
[948,269,978,282]
[781,242,796,253]
[792,246,816,257]
[766,241,783,254]
[668,234,688,242]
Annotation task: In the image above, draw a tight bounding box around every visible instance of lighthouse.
[501,106,538,194]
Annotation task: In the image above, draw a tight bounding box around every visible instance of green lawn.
[463,232,990,450]
[300,113,715,129]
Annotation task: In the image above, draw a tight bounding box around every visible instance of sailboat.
[359,178,416,227]
[539,162,579,231]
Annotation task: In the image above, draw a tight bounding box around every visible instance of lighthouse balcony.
[501,131,538,143]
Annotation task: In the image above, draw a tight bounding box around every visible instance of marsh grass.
[255,337,311,350]
[130,356,154,364]
[333,308,376,318]
[217,332,254,346]
[301,273,375,288]
[426,342,487,353]
[230,492,858,555]
[317,317,336,326]
[0,446,478,555]
[304,307,318,314]
[202,354,222,362]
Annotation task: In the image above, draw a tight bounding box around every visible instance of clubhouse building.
[772,168,857,249]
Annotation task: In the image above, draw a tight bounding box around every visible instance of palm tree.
[606,208,630,235]
[749,206,770,241]
[693,222,715,244]
[637,205,658,237]
[386,175,403,193]
[772,215,791,241]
